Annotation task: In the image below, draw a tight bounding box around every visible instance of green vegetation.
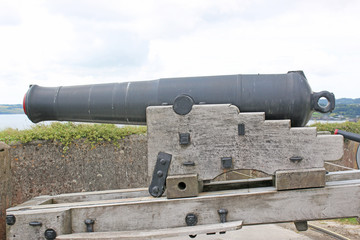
[336,98,360,105]
[0,104,23,114]
[310,121,360,134]
[332,104,360,118]
[0,122,146,151]
[334,218,359,225]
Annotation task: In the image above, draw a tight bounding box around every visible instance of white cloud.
[0,0,359,104]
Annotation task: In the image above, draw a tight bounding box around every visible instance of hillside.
[336,98,360,105]
[314,98,360,120]
[0,104,23,114]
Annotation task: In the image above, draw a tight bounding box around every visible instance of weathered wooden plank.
[275,168,325,190]
[8,188,149,211]
[147,104,344,180]
[326,170,360,182]
[11,195,54,209]
[166,174,200,199]
[7,179,360,239]
[56,221,243,240]
[53,188,149,204]
[6,208,71,240]
[60,179,360,232]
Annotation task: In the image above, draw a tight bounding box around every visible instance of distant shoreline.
[0,104,23,114]
[0,113,24,114]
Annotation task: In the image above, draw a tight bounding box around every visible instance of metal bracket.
[148,152,172,197]
[294,221,308,231]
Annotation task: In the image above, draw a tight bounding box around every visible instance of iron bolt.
[29,221,42,227]
[290,156,303,163]
[85,219,95,232]
[185,213,198,226]
[6,215,16,226]
[160,159,166,165]
[44,229,57,240]
[218,208,228,223]
[152,186,160,195]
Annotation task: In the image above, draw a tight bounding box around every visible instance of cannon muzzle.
[23,71,335,127]
[334,129,360,143]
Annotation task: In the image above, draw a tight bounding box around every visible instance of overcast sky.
[0,0,359,104]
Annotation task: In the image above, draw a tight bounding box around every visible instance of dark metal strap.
[149,152,172,197]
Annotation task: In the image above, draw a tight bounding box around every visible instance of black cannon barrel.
[335,129,360,143]
[23,71,335,127]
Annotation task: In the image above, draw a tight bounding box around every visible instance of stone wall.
[0,143,11,240]
[9,135,148,206]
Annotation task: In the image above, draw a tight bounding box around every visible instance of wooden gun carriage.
[6,71,360,239]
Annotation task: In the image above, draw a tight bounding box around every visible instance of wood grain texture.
[70,179,360,232]
[10,179,357,234]
[56,221,243,239]
[6,208,71,240]
[166,174,199,199]
[275,168,325,190]
[147,104,344,180]
[7,179,360,238]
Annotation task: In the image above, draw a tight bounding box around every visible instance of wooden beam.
[8,179,359,238]
[56,221,243,240]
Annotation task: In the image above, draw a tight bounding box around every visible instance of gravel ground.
[279,220,360,240]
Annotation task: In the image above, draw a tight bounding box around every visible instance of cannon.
[9,70,360,240]
[23,71,335,127]
[335,129,360,143]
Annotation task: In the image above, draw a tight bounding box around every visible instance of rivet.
[44,229,57,240]
[152,186,160,195]
[6,215,16,226]
[157,170,163,177]
[185,213,198,226]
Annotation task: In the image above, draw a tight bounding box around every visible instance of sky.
[0,0,359,104]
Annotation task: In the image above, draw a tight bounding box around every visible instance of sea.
[0,114,347,131]
[0,114,40,130]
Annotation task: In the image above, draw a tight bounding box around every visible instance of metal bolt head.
[157,170,163,177]
[185,213,198,226]
[6,215,16,225]
[294,221,308,231]
[160,159,166,165]
[218,209,228,223]
[85,219,95,225]
[44,229,57,240]
[152,186,160,195]
[218,209,228,215]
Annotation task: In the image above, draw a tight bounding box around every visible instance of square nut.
[166,174,199,199]
[221,157,233,169]
[179,133,191,145]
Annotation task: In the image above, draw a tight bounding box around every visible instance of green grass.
[0,122,147,151]
[334,218,359,225]
[310,120,360,134]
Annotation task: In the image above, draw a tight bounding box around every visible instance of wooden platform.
[6,171,360,239]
